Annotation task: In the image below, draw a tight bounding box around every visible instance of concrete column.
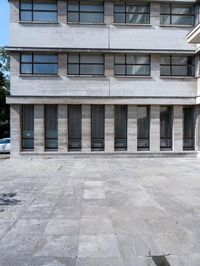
[151,54,160,80]
[127,105,137,152]
[105,54,114,77]
[58,53,67,76]
[195,105,200,151]
[58,105,68,152]
[105,105,114,152]
[150,3,160,26]
[34,105,44,153]
[104,1,113,24]
[10,0,19,23]
[173,105,183,152]
[58,0,67,24]
[150,105,160,152]
[82,105,91,152]
[10,105,21,158]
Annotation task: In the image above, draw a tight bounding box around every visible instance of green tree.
[0,47,10,138]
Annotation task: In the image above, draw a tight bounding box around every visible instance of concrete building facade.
[6,0,200,158]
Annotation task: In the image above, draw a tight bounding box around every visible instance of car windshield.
[0,139,10,144]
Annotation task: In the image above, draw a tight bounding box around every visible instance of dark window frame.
[91,105,105,151]
[67,53,105,76]
[21,105,34,151]
[114,54,151,76]
[114,2,150,24]
[160,4,194,26]
[20,53,58,75]
[160,55,195,77]
[67,1,104,23]
[19,0,58,22]
[137,105,150,151]
[44,105,58,151]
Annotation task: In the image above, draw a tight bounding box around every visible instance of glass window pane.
[160,15,170,24]
[160,4,170,14]
[172,66,187,76]
[21,54,32,62]
[21,1,32,10]
[115,65,126,75]
[21,64,32,74]
[115,106,127,150]
[115,55,125,64]
[171,56,187,65]
[171,15,194,25]
[160,106,172,149]
[172,5,193,15]
[68,12,79,22]
[80,13,104,23]
[68,55,79,63]
[127,65,150,75]
[33,11,57,22]
[20,11,32,21]
[22,105,34,150]
[45,105,58,150]
[80,3,104,12]
[114,4,125,12]
[68,105,82,150]
[160,66,170,76]
[68,64,79,75]
[126,14,149,24]
[33,64,57,74]
[114,13,125,23]
[160,56,170,65]
[68,1,79,11]
[34,55,57,63]
[126,4,149,13]
[80,64,104,75]
[33,3,57,11]
[91,105,105,150]
[80,55,104,64]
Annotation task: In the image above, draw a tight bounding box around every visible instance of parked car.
[0,138,10,153]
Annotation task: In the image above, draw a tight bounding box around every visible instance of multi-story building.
[6,0,200,158]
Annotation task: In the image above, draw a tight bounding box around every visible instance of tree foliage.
[0,47,10,138]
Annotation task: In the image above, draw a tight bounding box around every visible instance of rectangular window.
[68,54,104,75]
[22,105,34,150]
[160,55,195,77]
[67,1,104,23]
[114,2,150,24]
[160,106,173,150]
[20,0,58,22]
[45,105,58,150]
[115,105,127,151]
[137,106,150,151]
[115,54,150,76]
[68,105,82,151]
[91,105,105,151]
[160,4,194,26]
[20,53,58,75]
[183,107,195,150]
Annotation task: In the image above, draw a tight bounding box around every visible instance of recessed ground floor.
[10,103,200,158]
[0,157,200,265]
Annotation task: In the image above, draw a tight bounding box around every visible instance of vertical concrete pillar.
[127,105,137,152]
[150,3,160,26]
[58,53,67,76]
[151,54,160,80]
[58,0,67,24]
[150,105,160,152]
[10,105,21,158]
[104,1,113,24]
[195,105,200,151]
[34,105,44,153]
[10,0,19,23]
[58,105,68,153]
[105,105,114,152]
[82,105,91,152]
[173,105,183,152]
[105,54,114,77]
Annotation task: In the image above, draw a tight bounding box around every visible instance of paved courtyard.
[0,157,200,265]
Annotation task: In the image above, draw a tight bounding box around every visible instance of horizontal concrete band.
[6,46,196,55]
[6,96,196,105]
